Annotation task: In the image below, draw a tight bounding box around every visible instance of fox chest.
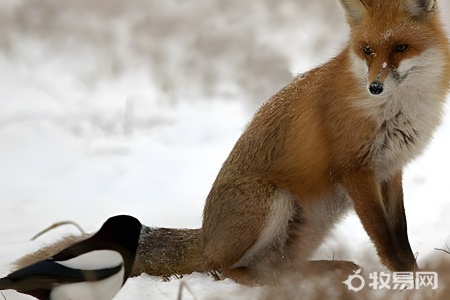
[365,111,433,178]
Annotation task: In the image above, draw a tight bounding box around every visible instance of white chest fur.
[367,73,445,179]
[369,106,435,179]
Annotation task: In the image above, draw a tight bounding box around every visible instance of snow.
[1,1,450,299]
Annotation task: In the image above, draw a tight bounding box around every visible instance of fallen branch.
[31,221,86,241]
[434,248,450,255]
[177,280,198,300]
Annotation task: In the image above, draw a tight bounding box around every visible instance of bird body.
[0,215,141,300]
[49,250,124,300]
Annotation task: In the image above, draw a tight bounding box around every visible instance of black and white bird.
[0,215,142,300]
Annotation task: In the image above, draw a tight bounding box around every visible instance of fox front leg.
[341,171,417,272]
[380,171,418,271]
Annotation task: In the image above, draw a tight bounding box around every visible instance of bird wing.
[1,260,122,294]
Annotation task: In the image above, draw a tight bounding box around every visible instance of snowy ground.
[1,1,450,299]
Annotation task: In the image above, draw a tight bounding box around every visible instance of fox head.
[339,0,450,98]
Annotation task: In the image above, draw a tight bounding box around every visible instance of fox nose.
[369,81,384,95]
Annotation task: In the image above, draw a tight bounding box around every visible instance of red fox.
[12,0,450,285]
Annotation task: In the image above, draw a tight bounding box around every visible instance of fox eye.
[394,44,409,53]
[362,45,374,56]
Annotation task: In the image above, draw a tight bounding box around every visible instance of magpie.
[0,215,142,300]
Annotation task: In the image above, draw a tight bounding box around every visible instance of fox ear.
[339,0,368,25]
[406,0,437,18]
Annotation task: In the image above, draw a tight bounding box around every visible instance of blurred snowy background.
[1,0,450,299]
